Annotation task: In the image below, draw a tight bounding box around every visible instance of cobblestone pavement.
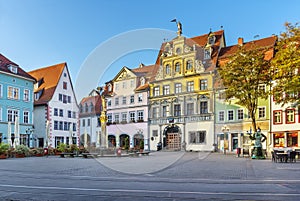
[0,152,300,180]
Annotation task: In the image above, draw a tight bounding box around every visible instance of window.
[258,107,265,119]
[273,110,282,124]
[152,107,158,118]
[59,94,62,101]
[72,112,76,118]
[176,47,181,54]
[107,99,111,107]
[59,121,63,130]
[72,123,76,131]
[163,85,170,95]
[115,97,119,105]
[175,83,182,94]
[200,101,208,114]
[8,86,19,100]
[114,114,119,123]
[115,83,119,91]
[219,111,225,121]
[237,109,244,120]
[54,121,58,130]
[137,110,144,121]
[130,112,135,122]
[7,109,18,122]
[187,103,194,115]
[107,113,112,123]
[287,132,298,147]
[68,110,72,118]
[175,62,180,72]
[189,131,206,144]
[87,119,90,127]
[228,110,234,121]
[8,64,18,74]
[24,89,30,101]
[122,81,126,89]
[154,87,160,96]
[82,119,85,127]
[138,94,143,102]
[204,48,211,59]
[186,60,193,70]
[23,111,29,124]
[286,109,295,123]
[152,130,158,137]
[68,96,71,103]
[200,79,208,90]
[121,112,127,123]
[54,108,58,116]
[63,82,67,90]
[63,95,67,103]
[0,84,2,98]
[174,104,181,116]
[64,73,67,77]
[64,122,68,130]
[165,64,171,75]
[187,81,194,92]
[122,97,126,105]
[130,95,134,103]
[108,84,112,91]
[258,84,265,92]
[130,80,134,88]
[59,109,63,117]
[162,106,167,117]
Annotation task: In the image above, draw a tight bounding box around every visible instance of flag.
[170,18,177,22]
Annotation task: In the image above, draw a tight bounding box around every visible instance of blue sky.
[1,0,300,100]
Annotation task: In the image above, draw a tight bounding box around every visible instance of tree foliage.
[218,44,272,131]
[271,22,300,106]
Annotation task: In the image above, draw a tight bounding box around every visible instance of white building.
[29,63,79,148]
[104,64,156,151]
[79,89,102,147]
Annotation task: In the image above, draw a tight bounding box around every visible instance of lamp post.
[221,125,230,155]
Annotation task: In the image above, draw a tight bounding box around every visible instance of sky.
[0,0,300,101]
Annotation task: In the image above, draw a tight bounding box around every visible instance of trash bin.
[236,147,241,157]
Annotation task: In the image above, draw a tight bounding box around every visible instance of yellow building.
[148,29,225,151]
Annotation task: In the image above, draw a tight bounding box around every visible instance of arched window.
[176,47,181,55]
[186,60,193,70]
[175,62,180,72]
[165,64,171,75]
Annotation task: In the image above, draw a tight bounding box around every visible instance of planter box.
[0,154,7,159]
[15,154,25,158]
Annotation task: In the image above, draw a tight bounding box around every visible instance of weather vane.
[171,18,182,36]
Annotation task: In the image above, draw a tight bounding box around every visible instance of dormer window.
[204,48,212,59]
[186,60,193,70]
[108,84,112,92]
[140,77,145,86]
[8,64,18,74]
[208,35,216,45]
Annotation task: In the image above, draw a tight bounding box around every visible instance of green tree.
[218,44,272,132]
[271,22,300,106]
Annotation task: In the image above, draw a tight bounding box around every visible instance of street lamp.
[221,125,230,155]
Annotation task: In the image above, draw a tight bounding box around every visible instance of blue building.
[0,54,36,147]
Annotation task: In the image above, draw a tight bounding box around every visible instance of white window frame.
[187,81,194,92]
[7,86,19,100]
[237,109,244,120]
[23,111,29,124]
[219,111,225,122]
[138,94,143,102]
[163,85,170,95]
[227,110,234,121]
[154,87,160,96]
[175,83,182,94]
[258,107,266,119]
[24,89,30,101]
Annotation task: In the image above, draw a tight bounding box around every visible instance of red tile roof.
[79,93,102,117]
[0,53,36,81]
[28,63,66,105]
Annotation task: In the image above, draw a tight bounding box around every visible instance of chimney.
[238,37,244,46]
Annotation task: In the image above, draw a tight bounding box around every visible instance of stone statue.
[248,127,266,159]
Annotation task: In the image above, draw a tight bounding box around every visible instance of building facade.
[79,89,102,147]
[216,36,276,154]
[104,64,156,151]
[29,63,79,148]
[0,54,35,147]
[148,30,225,151]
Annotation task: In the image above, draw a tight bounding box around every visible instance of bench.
[82,153,99,158]
[137,151,150,156]
[60,153,75,158]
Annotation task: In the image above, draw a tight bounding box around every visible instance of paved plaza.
[1,151,300,201]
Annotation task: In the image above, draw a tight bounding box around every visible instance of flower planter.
[15,153,25,158]
[35,153,44,157]
[0,154,7,159]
